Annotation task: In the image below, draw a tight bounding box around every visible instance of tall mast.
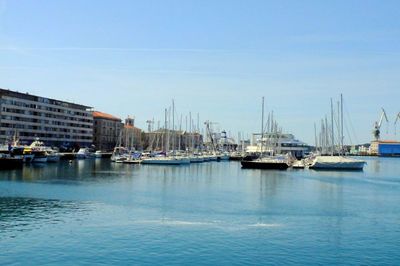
[314,122,318,152]
[192,118,195,152]
[337,101,340,155]
[172,99,175,153]
[325,116,329,155]
[261,97,264,151]
[189,112,192,153]
[330,98,334,155]
[341,93,344,154]
[179,114,182,151]
[197,113,200,152]
[164,108,167,153]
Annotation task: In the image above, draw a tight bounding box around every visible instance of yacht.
[45,147,62,162]
[111,147,128,162]
[29,139,48,163]
[10,146,35,163]
[76,148,91,159]
[246,133,308,159]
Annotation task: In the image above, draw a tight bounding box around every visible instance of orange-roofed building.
[370,140,400,156]
[93,111,123,151]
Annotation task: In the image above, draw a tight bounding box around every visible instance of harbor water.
[1,158,400,265]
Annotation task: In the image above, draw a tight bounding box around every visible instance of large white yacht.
[246,132,308,158]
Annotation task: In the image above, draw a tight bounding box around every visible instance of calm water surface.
[1,158,400,265]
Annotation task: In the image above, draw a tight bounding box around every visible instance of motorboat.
[76,148,91,159]
[111,147,127,162]
[10,146,34,163]
[46,148,62,162]
[23,148,35,163]
[29,138,48,162]
[32,150,47,163]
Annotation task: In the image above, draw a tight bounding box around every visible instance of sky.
[0,0,400,145]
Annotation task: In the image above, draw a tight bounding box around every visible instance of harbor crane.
[372,108,388,140]
[395,112,400,135]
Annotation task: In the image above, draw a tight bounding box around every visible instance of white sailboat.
[241,97,290,170]
[308,94,365,170]
[141,107,183,165]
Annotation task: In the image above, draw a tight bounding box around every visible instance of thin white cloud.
[0,46,236,53]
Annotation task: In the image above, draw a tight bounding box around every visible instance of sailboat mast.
[314,122,317,152]
[337,101,340,155]
[325,116,328,155]
[261,96,264,153]
[197,113,200,152]
[172,99,175,153]
[189,112,192,153]
[341,93,344,154]
[164,108,167,153]
[330,98,334,155]
[179,114,182,151]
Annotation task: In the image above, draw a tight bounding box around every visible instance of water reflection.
[0,197,89,237]
[0,159,145,185]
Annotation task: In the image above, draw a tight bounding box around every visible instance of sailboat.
[241,97,290,170]
[111,130,128,162]
[141,107,183,165]
[308,94,365,170]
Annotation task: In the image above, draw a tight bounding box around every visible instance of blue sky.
[1,0,400,144]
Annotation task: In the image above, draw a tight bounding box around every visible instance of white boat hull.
[141,158,182,165]
[309,156,365,170]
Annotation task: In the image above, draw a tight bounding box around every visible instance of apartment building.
[0,88,93,147]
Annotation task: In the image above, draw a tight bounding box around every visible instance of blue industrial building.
[371,140,400,156]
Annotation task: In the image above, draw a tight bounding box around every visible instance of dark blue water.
[1,158,400,265]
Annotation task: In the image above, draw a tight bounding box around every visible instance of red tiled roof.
[124,124,142,130]
[373,140,400,144]
[93,111,121,120]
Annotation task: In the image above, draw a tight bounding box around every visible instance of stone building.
[93,111,123,151]
[0,88,93,147]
